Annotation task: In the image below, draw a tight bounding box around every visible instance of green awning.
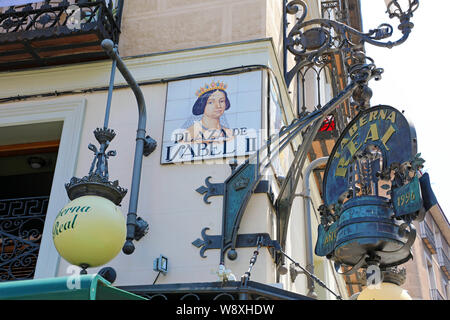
[0,274,147,300]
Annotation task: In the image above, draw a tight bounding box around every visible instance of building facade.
[407,204,449,300]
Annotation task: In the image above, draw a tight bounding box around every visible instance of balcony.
[437,247,450,279]
[430,289,445,301]
[0,0,122,72]
[0,196,49,281]
[119,281,314,301]
[420,222,437,254]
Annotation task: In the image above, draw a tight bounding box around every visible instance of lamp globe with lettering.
[52,195,126,268]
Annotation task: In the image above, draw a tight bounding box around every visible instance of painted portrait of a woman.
[182,81,234,143]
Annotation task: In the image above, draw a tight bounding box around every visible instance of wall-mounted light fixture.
[52,39,156,275]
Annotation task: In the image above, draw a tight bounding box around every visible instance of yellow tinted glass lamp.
[358,267,412,300]
[53,40,156,275]
[358,282,412,300]
[52,128,130,273]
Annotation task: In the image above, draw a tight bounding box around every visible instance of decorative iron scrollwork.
[0,0,120,42]
[191,228,222,258]
[196,176,270,205]
[284,0,418,86]
[195,177,225,205]
[192,227,280,260]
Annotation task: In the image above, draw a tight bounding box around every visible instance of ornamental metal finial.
[65,127,127,205]
[88,127,117,179]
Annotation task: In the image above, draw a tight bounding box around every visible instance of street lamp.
[52,39,156,274]
[357,267,412,300]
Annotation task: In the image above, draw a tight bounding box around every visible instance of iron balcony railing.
[0,0,123,71]
[430,288,445,301]
[437,247,450,278]
[0,196,49,282]
[420,221,437,254]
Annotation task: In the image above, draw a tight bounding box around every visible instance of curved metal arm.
[102,39,147,131]
[288,0,417,49]
[101,39,156,255]
[302,156,329,298]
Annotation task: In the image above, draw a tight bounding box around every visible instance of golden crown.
[195,81,228,97]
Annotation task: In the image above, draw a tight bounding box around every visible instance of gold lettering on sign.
[324,230,337,245]
[369,110,379,122]
[347,133,360,158]
[398,191,416,207]
[335,155,351,177]
[379,109,387,120]
[386,111,396,124]
[359,114,368,127]
[381,125,396,150]
[364,123,379,144]
[349,123,358,137]
[340,138,349,152]
[334,108,399,178]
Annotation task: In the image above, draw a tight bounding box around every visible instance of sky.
[360,0,450,221]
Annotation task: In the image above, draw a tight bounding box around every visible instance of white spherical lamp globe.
[52,195,126,268]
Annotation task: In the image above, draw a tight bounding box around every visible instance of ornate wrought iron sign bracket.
[192,228,280,260]
[193,162,274,262]
[283,0,419,86]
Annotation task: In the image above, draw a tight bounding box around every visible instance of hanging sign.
[315,105,426,266]
[315,222,338,257]
[391,176,423,217]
